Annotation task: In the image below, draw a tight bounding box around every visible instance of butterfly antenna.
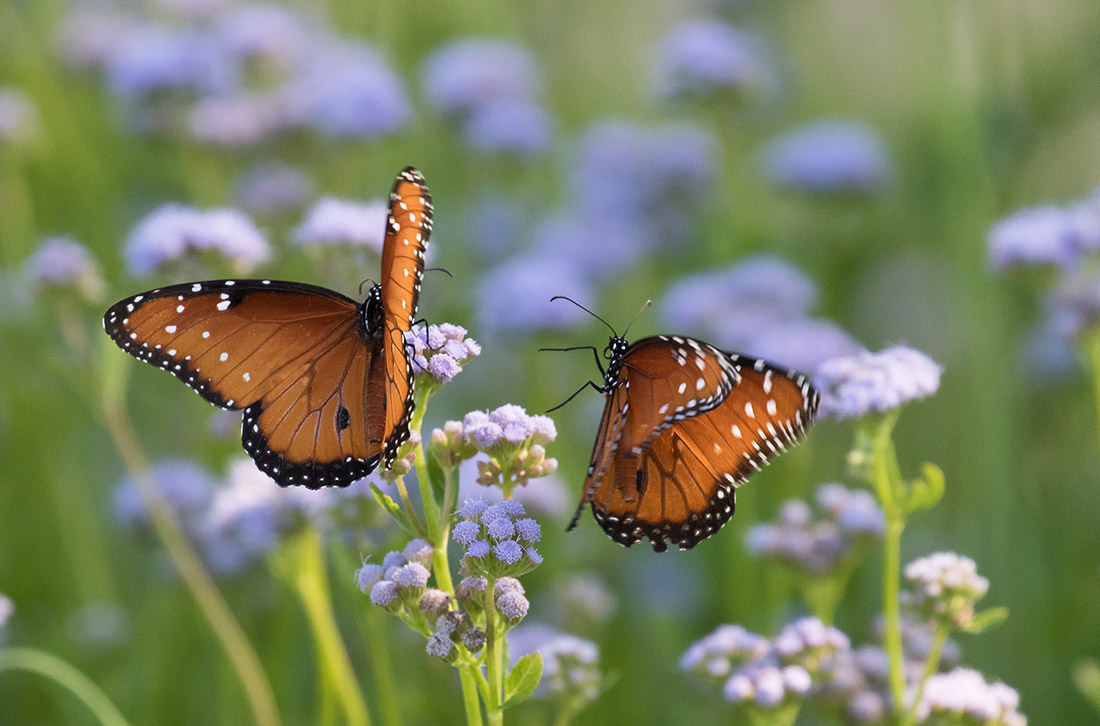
[621,299,651,339]
[359,278,378,296]
[424,267,454,278]
[549,295,618,337]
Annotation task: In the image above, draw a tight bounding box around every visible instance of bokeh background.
[2,0,1099,723]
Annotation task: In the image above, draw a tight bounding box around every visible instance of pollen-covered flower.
[759,120,892,195]
[294,197,387,250]
[814,346,942,420]
[745,484,884,574]
[454,497,542,578]
[902,552,989,629]
[406,323,481,386]
[912,668,1027,725]
[125,204,271,275]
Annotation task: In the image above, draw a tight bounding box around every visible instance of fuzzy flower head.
[24,237,105,301]
[294,197,387,250]
[406,323,481,390]
[651,20,776,103]
[989,191,1100,271]
[125,204,271,276]
[421,39,541,119]
[1044,267,1100,342]
[426,611,485,661]
[723,662,813,708]
[681,624,771,682]
[436,405,557,495]
[745,484,884,574]
[912,668,1027,726]
[759,120,893,196]
[527,632,602,704]
[362,540,437,614]
[814,346,942,420]
[902,552,989,629]
[771,617,851,676]
[454,497,542,579]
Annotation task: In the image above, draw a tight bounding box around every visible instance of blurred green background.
[2,0,1099,723]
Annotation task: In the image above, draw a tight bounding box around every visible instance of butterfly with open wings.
[103,167,432,489]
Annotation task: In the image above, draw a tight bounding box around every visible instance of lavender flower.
[494,577,529,622]
[393,562,430,589]
[556,574,616,624]
[105,27,237,101]
[406,323,481,385]
[902,552,989,629]
[510,628,601,702]
[294,197,387,249]
[355,563,385,594]
[370,580,399,608]
[913,669,1027,725]
[24,237,103,298]
[0,594,13,631]
[659,255,818,346]
[1045,267,1100,341]
[814,346,942,420]
[203,458,306,566]
[403,538,433,566]
[478,255,595,334]
[988,204,1092,270]
[280,42,409,139]
[56,9,141,70]
[651,20,775,102]
[681,624,771,680]
[125,204,271,275]
[723,663,810,707]
[760,120,892,195]
[740,318,864,375]
[113,459,217,533]
[421,39,541,118]
[186,92,281,146]
[418,588,451,617]
[233,164,313,216]
[0,87,38,146]
[214,3,317,68]
[454,497,542,578]
[463,98,553,157]
[745,484,884,573]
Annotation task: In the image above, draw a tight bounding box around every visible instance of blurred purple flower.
[421,39,540,118]
[56,10,141,70]
[186,92,281,146]
[280,43,409,139]
[355,563,384,594]
[760,120,892,195]
[478,255,595,334]
[233,163,313,216]
[528,213,650,282]
[294,197,387,249]
[741,318,864,374]
[902,552,989,629]
[988,205,1084,270]
[464,98,553,157]
[125,204,271,275]
[508,627,601,701]
[214,3,317,68]
[814,346,941,419]
[659,255,818,344]
[0,87,38,145]
[1045,267,1100,342]
[652,20,775,101]
[113,459,217,532]
[106,27,238,100]
[24,237,102,293]
[913,669,1026,725]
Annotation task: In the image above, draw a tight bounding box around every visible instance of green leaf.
[426,448,447,507]
[369,483,418,536]
[502,652,543,709]
[963,606,1009,634]
[904,462,945,514]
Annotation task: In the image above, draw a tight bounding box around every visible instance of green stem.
[459,668,485,726]
[0,647,133,726]
[866,412,908,716]
[290,530,371,726]
[392,475,426,537]
[901,625,949,726]
[99,365,281,726]
[483,577,503,726]
[409,390,443,543]
[1084,328,1100,454]
[363,607,403,726]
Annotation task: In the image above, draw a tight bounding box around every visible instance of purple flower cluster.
[355,538,435,610]
[124,204,271,275]
[814,346,942,420]
[509,625,602,702]
[0,86,37,146]
[431,405,557,492]
[293,197,387,250]
[682,617,849,709]
[913,669,1027,725]
[989,189,1100,271]
[114,457,315,576]
[426,611,485,660]
[902,552,990,629]
[233,163,313,217]
[406,323,481,386]
[57,4,409,145]
[421,39,552,157]
[651,20,776,103]
[23,237,104,300]
[452,497,542,578]
[1043,267,1100,342]
[745,484,885,574]
[759,120,893,195]
[659,256,862,373]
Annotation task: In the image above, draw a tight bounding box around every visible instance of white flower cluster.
[903,552,990,628]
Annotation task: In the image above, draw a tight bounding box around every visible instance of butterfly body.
[103,167,432,489]
[571,334,818,552]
